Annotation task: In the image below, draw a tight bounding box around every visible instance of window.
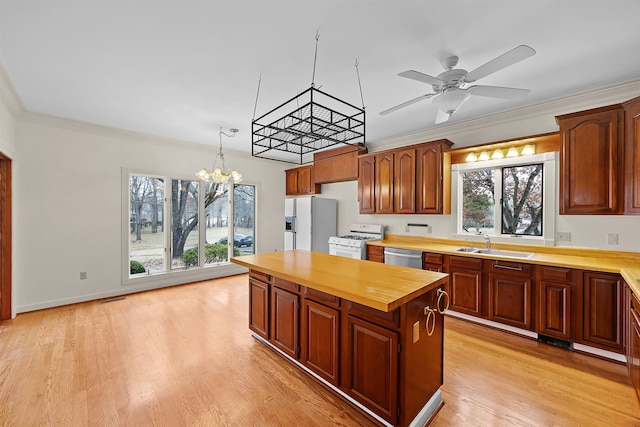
[125,171,256,281]
[452,152,556,245]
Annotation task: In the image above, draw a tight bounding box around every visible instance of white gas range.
[328,224,385,259]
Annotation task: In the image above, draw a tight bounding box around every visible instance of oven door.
[329,243,364,259]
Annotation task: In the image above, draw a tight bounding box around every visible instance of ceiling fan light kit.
[381,45,536,124]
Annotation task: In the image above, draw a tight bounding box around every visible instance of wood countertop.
[367,235,640,298]
[230,250,448,312]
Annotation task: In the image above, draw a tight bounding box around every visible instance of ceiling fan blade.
[434,108,451,124]
[464,45,536,83]
[398,70,443,86]
[468,85,531,99]
[380,93,436,115]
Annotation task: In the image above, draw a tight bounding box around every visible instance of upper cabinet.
[556,105,624,215]
[623,96,640,214]
[357,139,452,214]
[313,144,365,184]
[285,165,320,196]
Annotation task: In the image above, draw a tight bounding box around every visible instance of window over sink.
[451,152,557,245]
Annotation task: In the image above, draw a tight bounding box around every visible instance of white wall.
[14,115,287,312]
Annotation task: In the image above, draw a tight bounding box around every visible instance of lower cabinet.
[271,284,300,359]
[485,260,533,330]
[249,277,270,339]
[346,315,398,422]
[301,298,340,386]
[447,256,483,317]
[536,266,576,341]
[581,271,624,351]
[629,291,640,399]
[366,245,385,263]
[423,252,444,272]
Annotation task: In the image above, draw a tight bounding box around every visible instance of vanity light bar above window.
[465,144,536,162]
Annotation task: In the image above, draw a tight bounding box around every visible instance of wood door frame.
[0,154,11,320]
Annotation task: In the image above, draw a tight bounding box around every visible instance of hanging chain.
[252,75,262,121]
[355,59,366,110]
[311,30,320,87]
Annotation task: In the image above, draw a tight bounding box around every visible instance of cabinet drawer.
[484,259,532,276]
[346,301,400,330]
[302,287,340,308]
[449,256,483,271]
[249,269,272,284]
[540,265,572,282]
[273,277,300,293]
[423,253,443,265]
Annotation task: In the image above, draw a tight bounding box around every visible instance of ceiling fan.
[380,45,536,124]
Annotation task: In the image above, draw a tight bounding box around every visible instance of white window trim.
[120,168,252,289]
[450,152,557,246]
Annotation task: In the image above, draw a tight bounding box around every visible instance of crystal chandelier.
[196,127,242,183]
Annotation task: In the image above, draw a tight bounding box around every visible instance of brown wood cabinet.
[366,245,385,263]
[271,283,300,359]
[556,105,624,214]
[285,165,320,196]
[447,256,483,317]
[249,273,271,340]
[313,144,364,184]
[581,271,624,352]
[423,252,444,272]
[357,140,452,214]
[536,266,577,341]
[623,96,640,214]
[301,298,340,386]
[485,260,533,330]
[629,290,640,399]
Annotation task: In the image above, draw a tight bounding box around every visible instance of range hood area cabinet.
[556,94,640,215]
[357,139,453,214]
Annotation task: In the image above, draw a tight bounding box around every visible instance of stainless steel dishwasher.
[384,247,423,269]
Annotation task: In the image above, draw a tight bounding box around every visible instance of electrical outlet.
[427,226,433,234]
[405,225,410,232]
[607,233,618,245]
[557,231,571,242]
[80,272,87,280]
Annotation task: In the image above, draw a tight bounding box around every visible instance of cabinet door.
[366,245,384,263]
[558,107,623,214]
[582,272,623,351]
[249,278,269,339]
[487,273,532,330]
[416,143,443,213]
[631,308,640,399]
[298,166,314,194]
[537,280,571,340]
[285,169,299,195]
[346,315,398,423]
[448,268,483,317]
[393,148,416,213]
[624,96,640,214]
[271,286,299,359]
[375,152,394,214]
[358,155,375,214]
[301,299,340,385]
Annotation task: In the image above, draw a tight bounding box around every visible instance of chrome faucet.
[484,235,491,250]
[465,238,474,249]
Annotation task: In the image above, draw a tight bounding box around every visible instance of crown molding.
[0,58,25,116]
[371,78,640,152]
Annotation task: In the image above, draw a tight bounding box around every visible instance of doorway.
[0,153,11,320]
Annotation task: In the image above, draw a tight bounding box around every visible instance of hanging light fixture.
[196,127,242,183]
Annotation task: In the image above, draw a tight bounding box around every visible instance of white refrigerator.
[284,197,337,253]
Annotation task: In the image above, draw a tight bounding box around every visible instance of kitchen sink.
[454,247,534,259]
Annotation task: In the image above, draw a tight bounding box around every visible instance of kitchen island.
[231,250,449,427]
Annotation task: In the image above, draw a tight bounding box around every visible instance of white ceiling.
[2,1,640,158]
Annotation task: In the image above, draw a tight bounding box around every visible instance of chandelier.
[196,127,242,183]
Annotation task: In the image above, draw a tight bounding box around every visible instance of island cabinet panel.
[623,96,640,214]
[358,154,376,214]
[629,291,640,399]
[581,271,624,352]
[447,256,483,317]
[366,245,385,263]
[249,278,270,339]
[300,299,340,386]
[485,260,533,330]
[393,148,416,213]
[345,315,398,424]
[536,266,576,341]
[270,286,300,359]
[557,105,624,214]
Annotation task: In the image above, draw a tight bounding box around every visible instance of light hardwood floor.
[1,274,638,426]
